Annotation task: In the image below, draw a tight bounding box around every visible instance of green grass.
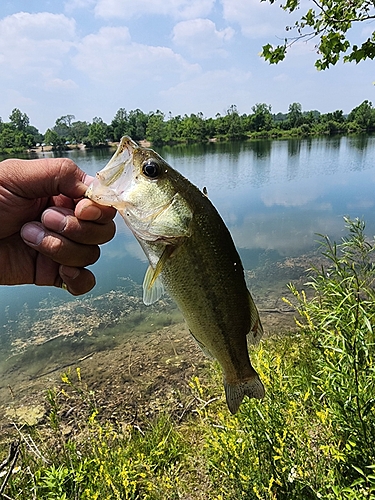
[2,217,375,499]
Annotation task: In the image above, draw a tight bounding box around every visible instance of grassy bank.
[1,218,375,499]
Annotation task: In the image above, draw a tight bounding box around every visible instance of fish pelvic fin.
[189,329,214,359]
[224,375,265,415]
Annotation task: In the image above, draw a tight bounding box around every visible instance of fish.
[86,136,265,414]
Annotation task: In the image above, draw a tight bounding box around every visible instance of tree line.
[1,100,375,152]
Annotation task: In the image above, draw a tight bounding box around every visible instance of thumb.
[0,158,88,200]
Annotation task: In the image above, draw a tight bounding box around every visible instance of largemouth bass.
[86,136,264,414]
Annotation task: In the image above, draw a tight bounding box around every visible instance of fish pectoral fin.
[143,266,165,305]
[247,291,264,345]
[189,329,214,359]
[142,246,176,305]
[224,376,265,414]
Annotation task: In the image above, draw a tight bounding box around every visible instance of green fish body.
[86,136,264,413]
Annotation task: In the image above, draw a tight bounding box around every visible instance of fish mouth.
[85,136,138,206]
[97,136,137,187]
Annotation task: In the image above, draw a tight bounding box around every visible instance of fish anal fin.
[247,291,264,344]
[224,376,265,414]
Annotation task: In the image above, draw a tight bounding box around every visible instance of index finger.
[74,198,117,224]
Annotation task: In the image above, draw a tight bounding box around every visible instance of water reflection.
[349,134,369,151]
[287,139,301,157]
[1,136,375,328]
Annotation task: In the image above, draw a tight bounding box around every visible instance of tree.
[128,109,148,141]
[179,113,208,143]
[44,128,66,150]
[26,125,43,145]
[223,105,245,139]
[347,100,375,131]
[287,102,303,128]
[88,117,108,147]
[164,113,182,143]
[70,120,90,144]
[251,103,273,132]
[54,115,75,141]
[261,0,375,69]
[111,108,131,141]
[146,111,165,145]
[9,108,29,131]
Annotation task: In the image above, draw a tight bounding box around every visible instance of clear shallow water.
[1,135,375,336]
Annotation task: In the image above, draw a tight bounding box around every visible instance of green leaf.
[260,43,287,64]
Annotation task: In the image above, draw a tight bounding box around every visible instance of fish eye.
[142,160,160,178]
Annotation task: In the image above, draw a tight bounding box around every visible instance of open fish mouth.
[85,137,138,206]
[97,137,137,187]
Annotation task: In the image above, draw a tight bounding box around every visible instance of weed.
[2,217,375,499]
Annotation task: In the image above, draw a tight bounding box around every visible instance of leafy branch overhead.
[261,0,375,69]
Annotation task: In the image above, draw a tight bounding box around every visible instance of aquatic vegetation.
[1,217,375,498]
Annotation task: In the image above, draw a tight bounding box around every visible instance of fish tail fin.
[224,375,265,414]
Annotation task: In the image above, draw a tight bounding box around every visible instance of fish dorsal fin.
[143,265,165,305]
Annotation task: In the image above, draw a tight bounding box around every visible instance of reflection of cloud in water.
[347,198,375,210]
[229,213,345,256]
[125,241,148,262]
[98,237,147,263]
[261,180,323,208]
[316,202,332,211]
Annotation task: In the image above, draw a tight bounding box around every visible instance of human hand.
[0,157,116,295]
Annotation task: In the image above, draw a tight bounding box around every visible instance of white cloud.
[64,0,96,12]
[274,73,288,82]
[94,0,215,19]
[3,89,35,109]
[159,68,252,116]
[0,11,79,128]
[0,12,76,73]
[43,78,79,92]
[172,18,234,58]
[73,26,199,85]
[221,0,291,39]
[0,11,75,42]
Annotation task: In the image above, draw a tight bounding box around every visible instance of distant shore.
[28,139,152,154]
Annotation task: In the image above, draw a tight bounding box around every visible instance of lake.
[1,135,375,406]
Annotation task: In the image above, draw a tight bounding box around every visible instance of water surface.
[1,135,375,357]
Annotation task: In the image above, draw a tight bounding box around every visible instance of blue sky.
[0,0,373,133]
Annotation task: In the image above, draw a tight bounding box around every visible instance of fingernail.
[42,209,67,232]
[84,174,95,186]
[21,224,45,245]
[80,204,102,221]
[60,266,80,280]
